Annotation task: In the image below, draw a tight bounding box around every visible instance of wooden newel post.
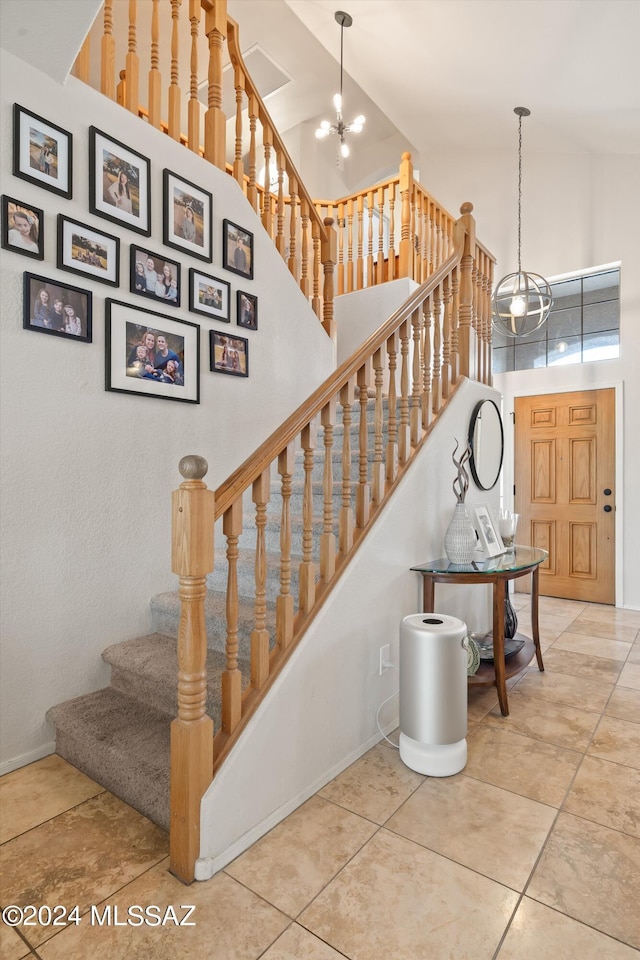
[170,455,215,885]
[457,202,478,381]
[321,217,337,343]
[398,152,414,279]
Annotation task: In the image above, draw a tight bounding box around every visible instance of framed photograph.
[237,290,258,330]
[130,246,180,307]
[189,269,230,321]
[23,272,92,342]
[106,299,199,403]
[13,104,72,198]
[210,331,248,378]
[57,215,119,286]
[223,219,253,280]
[89,127,151,236]
[1,195,44,260]
[163,169,212,262]
[473,504,506,557]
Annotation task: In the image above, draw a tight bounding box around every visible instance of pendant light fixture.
[315,10,365,161]
[492,107,552,338]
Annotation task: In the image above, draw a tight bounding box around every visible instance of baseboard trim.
[194,717,399,881]
[1,742,56,776]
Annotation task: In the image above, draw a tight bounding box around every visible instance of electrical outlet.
[379,643,391,676]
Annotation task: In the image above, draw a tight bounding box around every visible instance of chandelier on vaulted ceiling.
[315,10,365,160]
[492,107,553,338]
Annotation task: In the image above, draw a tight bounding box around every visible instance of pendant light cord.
[517,111,523,274]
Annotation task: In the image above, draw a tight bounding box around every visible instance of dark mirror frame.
[468,398,504,491]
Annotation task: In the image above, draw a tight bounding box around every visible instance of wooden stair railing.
[170,202,495,882]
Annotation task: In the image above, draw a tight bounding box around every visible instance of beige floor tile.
[0,923,33,960]
[605,686,640,724]
[551,631,632,662]
[515,669,613,712]
[510,594,531,612]
[0,792,167,948]
[564,756,640,837]
[538,597,588,617]
[497,896,639,959]
[588,715,640,769]
[225,796,377,918]
[565,617,638,643]
[386,774,555,891]
[299,829,519,960]
[318,743,423,824]
[539,647,623,684]
[467,685,500,722]
[537,613,577,643]
[579,604,640,628]
[628,643,640,665]
[618,662,640,690]
[0,755,104,844]
[527,812,640,949]
[36,859,289,960]
[261,924,346,959]
[484,689,600,751]
[465,724,581,806]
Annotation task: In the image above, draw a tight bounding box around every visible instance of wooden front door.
[514,388,615,603]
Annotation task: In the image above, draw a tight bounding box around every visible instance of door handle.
[604,488,612,496]
[604,505,612,513]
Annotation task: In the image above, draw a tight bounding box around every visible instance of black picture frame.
[1,195,44,260]
[222,219,253,280]
[163,169,213,262]
[89,127,151,236]
[130,245,181,307]
[13,104,72,199]
[57,214,120,287]
[23,272,92,342]
[236,290,258,330]
[105,299,200,403]
[210,330,249,377]
[189,268,230,321]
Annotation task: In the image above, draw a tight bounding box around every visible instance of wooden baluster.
[321,217,337,342]
[472,258,480,381]
[372,347,385,504]
[125,0,139,116]
[247,93,258,210]
[367,190,374,287]
[399,152,413,278]
[356,364,371,528]
[262,128,273,237]
[398,320,411,464]
[486,255,494,386]
[288,175,298,282]
[386,332,399,482]
[170,455,215,886]
[432,284,442,416]
[276,445,295,650]
[300,200,310,299]
[251,469,270,690]
[424,197,432,279]
[458,203,477,380]
[416,192,424,282]
[377,186,384,284]
[275,151,286,257]
[147,0,161,128]
[410,307,422,447]
[73,35,90,83]
[450,264,460,384]
[299,425,316,614]
[388,182,396,281]
[476,250,485,385]
[187,0,201,150]
[441,276,452,399]
[356,194,364,290]
[346,198,354,293]
[204,0,227,170]
[435,208,442,271]
[339,380,355,554]
[167,0,181,139]
[232,64,244,187]
[337,202,345,295]
[320,401,336,583]
[312,222,321,319]
[222,499,242,735]
[116,69,126,107]
[101,0,116,99]
[422,296,432,429]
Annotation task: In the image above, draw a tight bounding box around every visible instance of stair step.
[48,687,172,830]
[151,590,278,656]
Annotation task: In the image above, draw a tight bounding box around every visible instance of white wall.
[0,52,336,773]
[334,278,417,367]
[198,377,499,876]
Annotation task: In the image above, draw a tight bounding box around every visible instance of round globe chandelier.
[492,107,553,338]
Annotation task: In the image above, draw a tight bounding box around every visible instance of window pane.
[583,270,619,305]
[583,301,619,334]
[550,277,581,310]
[491,327,512,349]
[515,339,546,370]
[548,305,581,339]
[548,336,581,366]
[492,346,514,373]
[583,331,620,362]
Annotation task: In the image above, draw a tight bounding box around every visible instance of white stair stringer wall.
[198,377,501,878]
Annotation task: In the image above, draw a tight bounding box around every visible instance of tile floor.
[1,597,639,959]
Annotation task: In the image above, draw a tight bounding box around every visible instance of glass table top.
[411,546,548,576]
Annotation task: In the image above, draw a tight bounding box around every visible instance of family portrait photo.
[90,128,151,235]
[57,215,119,286]
[130,247,181,306]
[1,196,44,260]
[23,272,92,342]
[163,170,212,262]
[223,219,253,280]
[189,269,230,321]
[13,104,72,198]
[210,330,248,378]
[474,504,505,557]
[106,300,199,403]
[237,291,258,330]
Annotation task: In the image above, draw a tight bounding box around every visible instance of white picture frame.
[473,503,506,557]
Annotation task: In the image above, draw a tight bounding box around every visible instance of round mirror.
[468,399,504,491]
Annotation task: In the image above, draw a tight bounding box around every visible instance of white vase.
[444,502,476,563]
